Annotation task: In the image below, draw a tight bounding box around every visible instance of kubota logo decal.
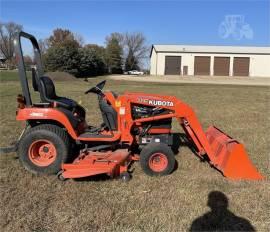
[138,98,174,107]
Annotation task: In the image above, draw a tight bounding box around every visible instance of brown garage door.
[214,57,230,76]
[194,56,211,75]
[233,57,250,76]
[165,56,181,75]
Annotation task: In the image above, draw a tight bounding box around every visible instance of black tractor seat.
[38,76,86,118]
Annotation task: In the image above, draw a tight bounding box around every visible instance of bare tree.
[123,32,149,71]
[0,21,23,69]
[38,38,48,55]
[48,28,83,47]
[106,32,124,47]
[74,33,84,46]
[38,38,49,65]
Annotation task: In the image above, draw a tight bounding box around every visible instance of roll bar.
[14,31,44,106]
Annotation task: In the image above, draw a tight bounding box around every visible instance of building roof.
[151,44,270,56]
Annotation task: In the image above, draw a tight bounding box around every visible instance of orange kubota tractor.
[10,31,263,181]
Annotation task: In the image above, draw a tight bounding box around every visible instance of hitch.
[0,143,18,154]
[0,126,28,154]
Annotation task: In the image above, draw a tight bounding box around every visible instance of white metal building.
[150,45,270,77]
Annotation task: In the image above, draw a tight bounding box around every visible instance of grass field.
[0,71,269,231]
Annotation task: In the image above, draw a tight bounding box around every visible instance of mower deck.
[61,149,131,179]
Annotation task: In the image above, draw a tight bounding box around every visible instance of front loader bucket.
[205,126,264,180]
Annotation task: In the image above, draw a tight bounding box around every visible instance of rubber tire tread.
[140,143,175,176]
[18,124,70,174]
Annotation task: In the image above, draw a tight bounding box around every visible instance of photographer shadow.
[189,191,255,231]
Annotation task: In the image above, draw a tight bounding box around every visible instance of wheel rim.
[148,153,168,172]
[28,140,57,167]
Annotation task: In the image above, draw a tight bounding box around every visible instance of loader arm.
[173,99,216,160]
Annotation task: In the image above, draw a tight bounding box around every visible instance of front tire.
[17,124,70,174]
[140,143,175,176]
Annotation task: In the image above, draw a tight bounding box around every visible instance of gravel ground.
[109,74,270,86]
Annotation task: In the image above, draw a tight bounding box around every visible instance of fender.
[16,107,78,139]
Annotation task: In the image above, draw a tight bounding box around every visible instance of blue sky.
[1,0,270,48]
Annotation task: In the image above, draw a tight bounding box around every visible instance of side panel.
[116,93,178,143]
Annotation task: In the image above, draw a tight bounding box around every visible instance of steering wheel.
[85,80,106,95]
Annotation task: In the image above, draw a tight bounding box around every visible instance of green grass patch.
[0,70,21,81]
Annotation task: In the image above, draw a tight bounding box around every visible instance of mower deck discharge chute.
[12,31,264,181]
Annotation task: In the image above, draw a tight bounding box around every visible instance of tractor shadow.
[189,191,255,231]
[171,133,198,156]
[171,132,198,172]
[171,133,224,175]
[73,174,112,182]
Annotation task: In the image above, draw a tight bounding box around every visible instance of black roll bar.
[14,31,44,106]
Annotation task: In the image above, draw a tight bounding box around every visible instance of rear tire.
[140,143,175,176]
[18,124,70,174]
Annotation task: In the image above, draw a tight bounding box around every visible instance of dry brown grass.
[0,75,269,231]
